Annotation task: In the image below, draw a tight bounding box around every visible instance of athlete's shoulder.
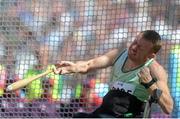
[150,60,165,71]
[150,60,168,81]
[110,48,127,65]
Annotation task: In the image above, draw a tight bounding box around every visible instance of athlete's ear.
[148,53,156,59]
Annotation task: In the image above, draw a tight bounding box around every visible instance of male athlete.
[53,30,173,117]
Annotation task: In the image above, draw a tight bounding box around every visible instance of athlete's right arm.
[53,48,121,74]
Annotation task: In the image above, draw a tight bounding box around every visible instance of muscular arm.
[81,48,121,72]
[54,48,121,74]
[148,60,173,114]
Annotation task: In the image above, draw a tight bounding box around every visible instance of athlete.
[53,30,173,117]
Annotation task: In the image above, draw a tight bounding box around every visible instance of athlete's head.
[128,30,161,63]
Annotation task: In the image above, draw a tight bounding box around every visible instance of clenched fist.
[138,67,153,84]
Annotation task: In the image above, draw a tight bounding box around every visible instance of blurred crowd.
[0,0,179,118]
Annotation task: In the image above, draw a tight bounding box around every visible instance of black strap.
[141,78,157,89]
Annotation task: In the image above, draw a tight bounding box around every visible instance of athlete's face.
[128,33,154,63]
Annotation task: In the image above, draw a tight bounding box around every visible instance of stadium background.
[0,0,179,118]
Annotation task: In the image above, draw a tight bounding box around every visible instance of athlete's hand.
[138,67,153,84]
[53,61,77,74]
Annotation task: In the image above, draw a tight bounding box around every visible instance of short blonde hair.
[141,30,162,54]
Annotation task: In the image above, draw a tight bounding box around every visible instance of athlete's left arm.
[139,60,174,114]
